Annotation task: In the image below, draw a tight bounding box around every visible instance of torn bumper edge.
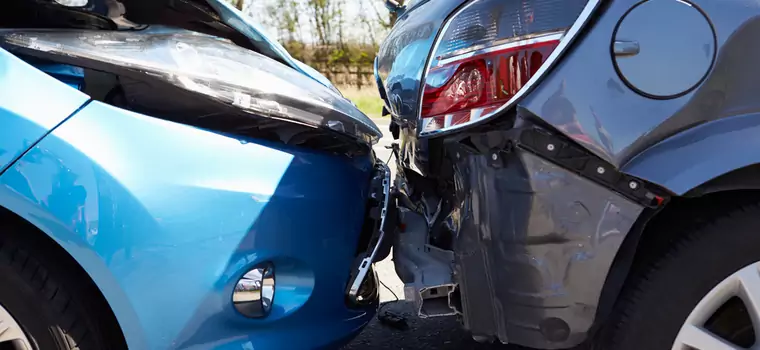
[453,145,645,348]
[391,130,647,348]
[393,206,458,318]
[346,161,395,305]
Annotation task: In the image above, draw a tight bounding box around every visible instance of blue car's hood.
[63,0,335,91]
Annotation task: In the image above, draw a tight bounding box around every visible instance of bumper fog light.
[233,263,275,318]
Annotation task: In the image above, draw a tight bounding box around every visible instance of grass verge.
[339,85,386,119]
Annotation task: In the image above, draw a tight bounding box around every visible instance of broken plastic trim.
[0,27,381,147]
[393,205,459,318]
[347,162,393,305]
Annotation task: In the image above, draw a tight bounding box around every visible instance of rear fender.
[622,113,760,196]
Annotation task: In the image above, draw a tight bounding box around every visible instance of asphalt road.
[343,119,526,350]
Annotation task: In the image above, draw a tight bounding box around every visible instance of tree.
[368,0,404,29]
[304,0,339,46]
[265,0,302,42]
[230,0,245,10]
[388,0,404,27]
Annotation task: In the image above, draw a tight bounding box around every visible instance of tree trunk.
[389,0,405,27]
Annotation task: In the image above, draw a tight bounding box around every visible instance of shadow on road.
[344,301,532,350]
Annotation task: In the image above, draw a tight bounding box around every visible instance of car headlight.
[0,27,381,146]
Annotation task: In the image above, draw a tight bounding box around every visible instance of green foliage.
[228,0,380,87]
[283,41,375,66]
[228,0,245,10]
[340,85,385,119]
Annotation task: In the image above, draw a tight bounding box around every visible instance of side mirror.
[384,0,406,14]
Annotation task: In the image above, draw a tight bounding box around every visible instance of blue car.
[0,1,388,349]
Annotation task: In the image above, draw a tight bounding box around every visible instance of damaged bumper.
[393,203,458,318]
[346,161,396,306]
[392,126,649,348]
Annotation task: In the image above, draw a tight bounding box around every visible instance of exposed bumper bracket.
[347,162,395,305]
[393,205,459,318]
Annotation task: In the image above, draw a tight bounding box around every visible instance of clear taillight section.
[419,0,591,135]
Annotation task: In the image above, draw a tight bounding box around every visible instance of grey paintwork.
[521,0,760,176]
[612,0,715,98]
[377,0,760,348]
[624,112,760,195]
[376,0,465,128]
[447,144,642,348]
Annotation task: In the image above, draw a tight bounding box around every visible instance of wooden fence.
[306,60,375,88]
[284,42,377,88]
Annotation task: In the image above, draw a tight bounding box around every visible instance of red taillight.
[418,0,593,136]
[421,33,561,128]
[421,59,488,119]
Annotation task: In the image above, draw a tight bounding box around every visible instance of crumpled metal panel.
[451,148,642,348]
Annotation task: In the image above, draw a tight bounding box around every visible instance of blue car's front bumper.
[0,100,377,349]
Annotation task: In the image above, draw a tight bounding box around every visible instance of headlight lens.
[0,27,381,145]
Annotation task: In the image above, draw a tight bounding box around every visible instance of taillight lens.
[419,0,595,135]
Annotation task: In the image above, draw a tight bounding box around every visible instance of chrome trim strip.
[348,162,391,303]
[438,30,568,61]
[418,0,602,137]
[436,31,565,67]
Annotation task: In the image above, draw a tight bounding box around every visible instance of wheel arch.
[589,111,760,338]
[591,184,760,341]
[0,201,141,349]
[622,112,760,196]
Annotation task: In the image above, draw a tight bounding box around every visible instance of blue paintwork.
[0,100,375,349]
[0,48,89,172]
[33,63,86,90]
[0,46,376,348]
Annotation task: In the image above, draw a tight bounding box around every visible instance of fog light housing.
[233,263,275,318]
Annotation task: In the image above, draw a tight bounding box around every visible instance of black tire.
[0,228,125,350]
[597,204,760,350]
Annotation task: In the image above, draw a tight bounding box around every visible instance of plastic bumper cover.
[392,139,645,348]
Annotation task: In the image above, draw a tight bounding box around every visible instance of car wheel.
[0,230,123,349]
[599,204,760,350]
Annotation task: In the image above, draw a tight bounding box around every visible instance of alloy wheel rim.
[672,261,760,350]
[0,303,31,349]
